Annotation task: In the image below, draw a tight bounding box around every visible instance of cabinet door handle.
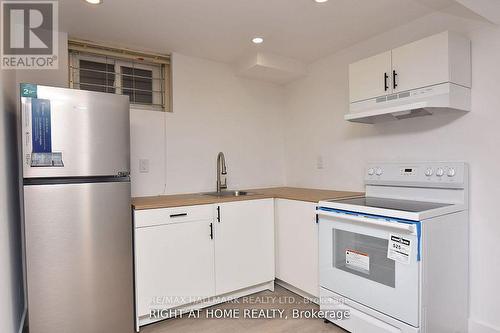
[217,206,221,223]
[170,213,187,218]
[384,72,389,91]
[392,70,398,89]
[209,223,214,239]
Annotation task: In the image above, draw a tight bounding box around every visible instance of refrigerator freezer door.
[21,85,130,178]
[24,181,135,333]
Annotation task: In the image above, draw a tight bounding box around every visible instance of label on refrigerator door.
[30,152,64,167]
[31,98,52,153]
[29,98,64,167]
[20,83,38,98]
[345,249,370,274]
[387,234,412,264]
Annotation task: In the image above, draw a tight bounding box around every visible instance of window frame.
[68,39,171,112]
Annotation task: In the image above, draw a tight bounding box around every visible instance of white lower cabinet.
[134,205,215,318]
[134,199,275,324]
[275,199,319,297]
[214,199,275,295]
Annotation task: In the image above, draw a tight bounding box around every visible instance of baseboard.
[469,318,500,333]
[18,307,27,333]
[137,280,274,330]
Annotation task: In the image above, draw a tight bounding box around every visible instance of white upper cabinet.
[348,31,471,104]
[391,31,471,93]
[349,51,392,103]
[214,199,275,295]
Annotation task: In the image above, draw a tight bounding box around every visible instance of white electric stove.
[317,162,469,333]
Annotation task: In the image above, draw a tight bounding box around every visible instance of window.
[79,60,115,93]
[121,66,153,104]
[68,39,171,111]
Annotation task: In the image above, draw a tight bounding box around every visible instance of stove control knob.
[425,168,433,177]
[447,168,456,177]
[375,168,383,176]
[368,168,375,176]
[436,168,445,177]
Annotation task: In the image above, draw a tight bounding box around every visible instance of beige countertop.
[132,187,364,210]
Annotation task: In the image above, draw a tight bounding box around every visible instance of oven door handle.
[317,210,417,234]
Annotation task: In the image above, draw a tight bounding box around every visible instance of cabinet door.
[391,32,450,93]
[215,199,274,295]
[135,219,215,317]
[349,51,392,103]
[275,199,319,297]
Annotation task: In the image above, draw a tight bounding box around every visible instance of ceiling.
[59,0,465,64]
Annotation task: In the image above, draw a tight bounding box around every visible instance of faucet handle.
[220,174,227,188]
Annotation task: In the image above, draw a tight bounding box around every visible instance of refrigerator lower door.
[24,181,135,333]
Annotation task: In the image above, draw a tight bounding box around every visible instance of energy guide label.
[387,234,412,264]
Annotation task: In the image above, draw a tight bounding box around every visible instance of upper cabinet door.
[214,199,275,295]
[391,31,471,93]
[349,51,392,103]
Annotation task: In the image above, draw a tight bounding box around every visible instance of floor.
[141,285,346,333]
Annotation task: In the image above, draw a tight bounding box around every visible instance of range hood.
[345,83,471,124]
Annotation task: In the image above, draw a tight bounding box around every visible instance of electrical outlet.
[139,159,149,173]
[316,155,324,170]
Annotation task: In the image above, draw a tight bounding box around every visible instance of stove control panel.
[365,162,467,188]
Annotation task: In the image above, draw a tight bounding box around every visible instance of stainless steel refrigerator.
[20,84,135,332]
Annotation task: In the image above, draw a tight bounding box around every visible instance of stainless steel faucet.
[216,152,227,193]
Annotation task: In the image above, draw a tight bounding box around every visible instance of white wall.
[283,12,500,333]
[130,108,166,196]
[130,52,287,196]
[0,69,25,333]
[14,32,69,88]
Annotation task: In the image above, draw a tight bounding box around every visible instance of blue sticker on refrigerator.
[31,98,52,153]
[30,98,64,167]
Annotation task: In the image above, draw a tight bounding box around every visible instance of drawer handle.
[170,213,188,218]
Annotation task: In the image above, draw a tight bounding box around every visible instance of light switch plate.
[316,155,324,170]
[139,159,149,173]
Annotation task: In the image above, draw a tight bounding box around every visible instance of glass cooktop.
[329,197,452,213]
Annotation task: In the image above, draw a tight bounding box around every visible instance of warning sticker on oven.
[387,234,412,264]
[345,249,370,274]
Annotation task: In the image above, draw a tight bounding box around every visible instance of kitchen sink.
[202,190,255,197]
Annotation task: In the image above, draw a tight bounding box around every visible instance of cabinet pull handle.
[210,223,214,239]
[170,213,187,218]
[217,206,221,223]
[384,72,389,91]
[392,70,398,89]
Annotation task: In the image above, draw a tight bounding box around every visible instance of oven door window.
[333,229,395,288]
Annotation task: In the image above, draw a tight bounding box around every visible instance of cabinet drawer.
[134,204,214,228]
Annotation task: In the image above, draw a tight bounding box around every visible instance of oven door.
[318,209,420,327]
